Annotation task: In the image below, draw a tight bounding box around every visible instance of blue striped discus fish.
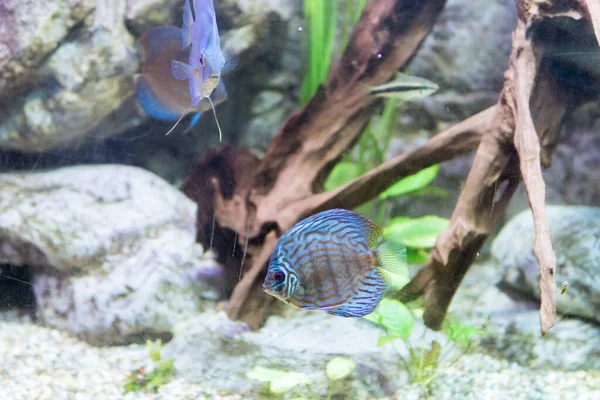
[263,209,407,317]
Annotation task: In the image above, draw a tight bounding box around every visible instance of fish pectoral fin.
[221,45,239,74]
[171,60,194,81]
[375,239,408,277]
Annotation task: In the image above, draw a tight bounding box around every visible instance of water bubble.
[298,26,303,32]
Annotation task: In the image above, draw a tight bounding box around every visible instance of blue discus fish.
[263,209,408,317]
[135,0,236,140]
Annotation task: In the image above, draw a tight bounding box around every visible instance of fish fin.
[181,112,202,135]
[138,26,183,61]
[374,239,408,277]
[189,112,202,128]
[135,75,183,121]
[165,96,202,136]
[326,268,387,318]
[306,209,382,247]
[206,95,223,142]
[222,45,239,74]
[181,0,193,48]
[172,60,195,81]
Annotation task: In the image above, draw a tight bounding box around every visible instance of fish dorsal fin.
[182,0,193,48]
[375,239,408,277]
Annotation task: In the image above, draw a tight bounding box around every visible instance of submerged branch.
[223,0,448,325]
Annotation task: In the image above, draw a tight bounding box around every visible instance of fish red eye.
[273,271,285,283]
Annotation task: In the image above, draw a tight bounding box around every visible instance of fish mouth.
[263,288,287,302]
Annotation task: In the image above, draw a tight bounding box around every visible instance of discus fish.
[135,0,236,140]
[263,209,408,317]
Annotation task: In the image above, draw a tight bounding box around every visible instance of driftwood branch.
[183,0,600,333]
[399,0,600,335]
[218,0,449,326]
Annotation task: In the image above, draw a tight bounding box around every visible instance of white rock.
[0,164,221,344]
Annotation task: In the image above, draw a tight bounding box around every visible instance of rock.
[0,0,95,100]
[447,259,600,371]
[0,164,222,345]
[165,309,448,398]
[0,0,298,154]
[0,4,140,153]
[125,0,181,36]
[406,0,517,122]
[491,206,600,324]
[505,131,600,221]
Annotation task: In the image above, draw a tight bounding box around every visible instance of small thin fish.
[135,0,236,140]
[263,209,408,317]
[366,72,439,102]
[561,281,568,295]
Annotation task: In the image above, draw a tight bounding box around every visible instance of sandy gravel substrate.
[1,312,598,400]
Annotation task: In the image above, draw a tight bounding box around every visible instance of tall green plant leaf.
[300,0,339,104]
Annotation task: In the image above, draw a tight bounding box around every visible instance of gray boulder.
[0,164,221,345]
[448,260,600,371]
[0,0,95,99]
[165,309,448,398]
[0,0,297,154]
[0,3,140,153]
[407,0,517,122]
[491,206,600,324]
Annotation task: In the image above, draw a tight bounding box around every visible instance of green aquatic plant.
[300,0,339,104]
[302,1,446,232]
[323,75,447,246]
[123,339,176,393]
[364,299,486,395]
[300,0,368,104]
[246,356,356,399]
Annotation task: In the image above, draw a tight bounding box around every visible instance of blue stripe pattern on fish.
[135,0,236,139]
[263,209,408,317]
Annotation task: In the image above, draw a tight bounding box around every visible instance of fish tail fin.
[207,96,223,142]
[374,239,408,281]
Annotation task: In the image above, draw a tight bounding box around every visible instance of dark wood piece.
[183,0,600,334]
